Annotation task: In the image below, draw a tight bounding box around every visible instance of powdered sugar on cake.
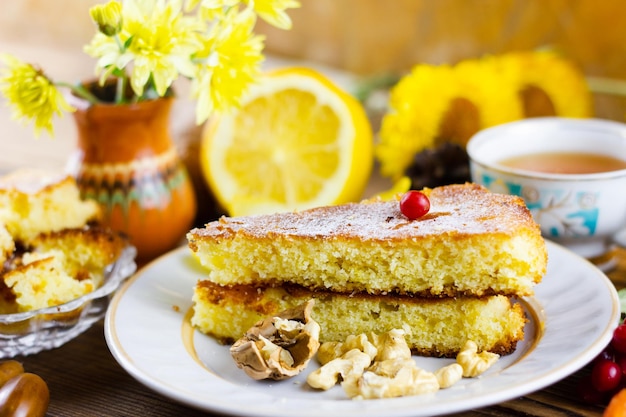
[200,184,532,241]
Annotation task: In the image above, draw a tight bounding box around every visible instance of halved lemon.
[200,67,373,216]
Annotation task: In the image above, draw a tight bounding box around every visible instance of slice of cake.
[188,183,546,298]
[0,169,131,315]
[188,183,547,357]
[192,281,527,357]
[0,169,101,244]
[25,227,128,288]
[1,227,128,313]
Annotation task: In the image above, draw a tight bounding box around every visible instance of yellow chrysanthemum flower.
[186,0,300,28]
[84,33,134,88]
[497,50,592,118]
[85,0,204,98]
[377,59,521,179]
[187,0,239,21]
[452,55,523,129]
[242,0,300,30]
[376,64,457,179]
[1,0,299,138]
[0,55,74,136]
[122,0,204,97]
[191,8,265,123]
[90,0,123,36]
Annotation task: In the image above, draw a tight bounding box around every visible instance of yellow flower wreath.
[498,50,592,118]
[376,50,592,180]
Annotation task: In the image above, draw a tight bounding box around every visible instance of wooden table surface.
[0,39,623,417]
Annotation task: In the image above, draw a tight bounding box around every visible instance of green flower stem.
[115,76,126,104]
[113,35,128,104]
[56,82,101,105]
[586,76,626,97]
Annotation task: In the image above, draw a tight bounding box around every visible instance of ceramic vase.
[66,94,197,263]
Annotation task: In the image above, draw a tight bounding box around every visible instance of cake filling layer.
[192,281,528,358]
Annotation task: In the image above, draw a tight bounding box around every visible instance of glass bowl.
[0,245,137,358]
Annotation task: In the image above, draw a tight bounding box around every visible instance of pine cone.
[404,143,470,189]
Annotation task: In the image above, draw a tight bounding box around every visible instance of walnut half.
[230,299,320,380]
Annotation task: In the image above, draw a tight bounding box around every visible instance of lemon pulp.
[200,67,373,216]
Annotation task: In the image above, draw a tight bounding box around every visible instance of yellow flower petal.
[374,176,411,201]
[193,0,239,20]
[244,0,301,30]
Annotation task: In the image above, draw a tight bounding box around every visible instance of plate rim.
[104,240,620,417]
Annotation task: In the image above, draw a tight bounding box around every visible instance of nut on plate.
[308,329,500,400]
[230,299,320,380]
[317,333,377,365]
[307,349,372,391]
[456,340,500,378]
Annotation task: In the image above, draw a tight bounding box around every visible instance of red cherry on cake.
[400,191,430,220]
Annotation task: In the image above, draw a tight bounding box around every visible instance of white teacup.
[467,117,626,260]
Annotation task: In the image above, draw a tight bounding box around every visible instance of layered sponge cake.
[0,169,130,314]
[188,183,547,357]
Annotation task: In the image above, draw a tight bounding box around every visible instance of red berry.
[615,356,626,380]
[577,375,607,404]
[612,324,626,354]
[596,346,616,363]
[592,359,622,392]
[400,191,430,220]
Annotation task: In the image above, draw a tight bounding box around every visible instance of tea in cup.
[466,117,626,260]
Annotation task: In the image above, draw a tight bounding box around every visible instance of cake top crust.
[191,183,539,241]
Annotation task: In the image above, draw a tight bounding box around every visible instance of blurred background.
[1,0,626,171]
[255,0,626,120]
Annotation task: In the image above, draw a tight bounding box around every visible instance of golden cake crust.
[188,183,547,297]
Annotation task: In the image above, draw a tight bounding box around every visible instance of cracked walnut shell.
[230,299,320,380]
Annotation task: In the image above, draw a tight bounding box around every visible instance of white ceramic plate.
[105,241,620,417]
